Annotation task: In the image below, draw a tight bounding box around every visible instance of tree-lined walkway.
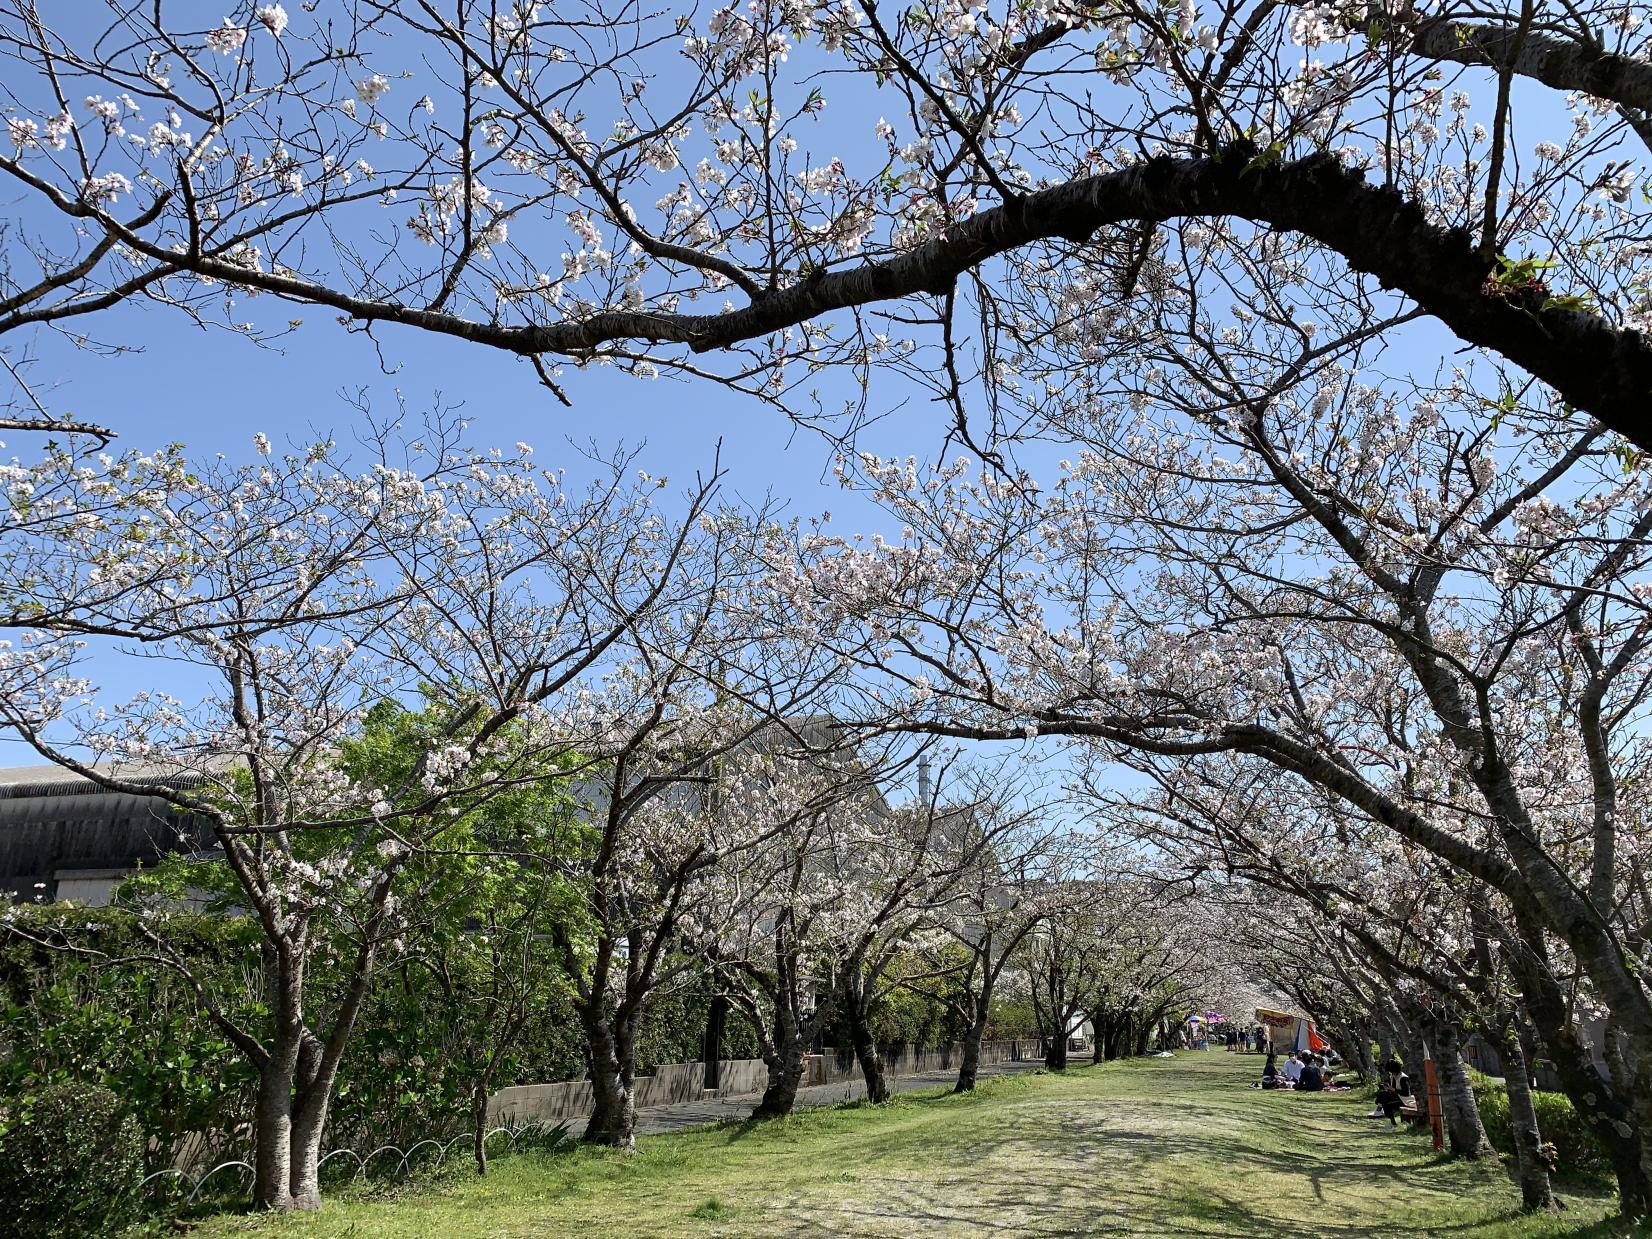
[198,1052,1627,1237]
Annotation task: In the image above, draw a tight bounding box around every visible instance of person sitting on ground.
[1369,1072,1405,1125]
[1280,1051,1305,1087]
[1260,1052,1282,1089]
[1297,1054,1324,1092]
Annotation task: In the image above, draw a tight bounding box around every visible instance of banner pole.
[1423,1048,1444,1152]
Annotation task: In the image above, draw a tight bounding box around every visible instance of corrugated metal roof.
[0,758,233,798]
[0,761,226,888]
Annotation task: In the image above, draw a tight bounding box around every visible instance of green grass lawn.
[191,1052,1644,1238]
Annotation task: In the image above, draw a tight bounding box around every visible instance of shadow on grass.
[185,1054,1637,1238]
[687,1066,1046,1146]
[779,1155,1629,1239]
[745,1059,1629,1239]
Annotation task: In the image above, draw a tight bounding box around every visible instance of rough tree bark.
[245,942,371,1212]
[754,1035,810,1119]
[1427,1021,1494,1160]
[1496,1022,1557,1212]
[747,981,835,1121]
[581,1009,640,1148]
[955,1019,987,1093]
[250,1037,339,1211]
[1508,915,1650,1213]
[840,958,890,1104]
[846,1011,889,1105]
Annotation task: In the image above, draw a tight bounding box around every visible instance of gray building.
[0,763,216,905]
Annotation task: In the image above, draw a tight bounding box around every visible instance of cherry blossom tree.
[0,416,743,1210]
[0,0,1646,447]
[1195,768,1620,1208]
[896,782,1064,1091]
[553,709,882,1146]
[814,757,1047,1101]
[1134,788,1505,1160]
[772,384,1652,1212]
[1007,857,1218,1069]
[692,730,942,1118]
[1078,882,1215,1062]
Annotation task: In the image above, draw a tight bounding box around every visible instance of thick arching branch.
[1405,16,1652,114]
[1393,12,1652,146]
[91,144,1643,448]
[7,141,1647,447]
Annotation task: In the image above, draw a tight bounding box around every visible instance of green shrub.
[2,909,763,1174]
[0,1082,144,1237]
[1472,1079,1606,1178]
[0,907,260,1171]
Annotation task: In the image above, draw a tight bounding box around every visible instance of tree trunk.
[1602,1020,1634,1095]
[472,1079,491,1177]
[702,995,728,1091]
[582,1016,638,1148]
[1472,766,1652,1214]
[1497,1026,1556,1212]
[1507,920,1650,1213]
[251,1055,298,1211]
[1103,1017,1130,1061]
[250,1079,331,1210]
[1400,1030,1430,1122]
[249,1027,331,1213]
[1430,1023,1494,1159]
[1352,1023,1376,1078]
[1046,1034,1068,1071]
[955,1015,987,1093]
[848,1008,889,1104]
[840,962,889,1104]
[1527,1005,1647,1210]
[753,1036,808,1119]
[286,1093,328,1212]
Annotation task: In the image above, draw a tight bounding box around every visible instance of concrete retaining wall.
[807,1038,1029,1086]
[489,1039,1030,1126]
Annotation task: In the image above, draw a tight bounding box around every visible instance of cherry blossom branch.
[34,141,1637,449]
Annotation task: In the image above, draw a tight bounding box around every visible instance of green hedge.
[0,910,260,1171]
[0,1082,144,1237]
[1471,1078,1607,1178]
[2,907,779,1170]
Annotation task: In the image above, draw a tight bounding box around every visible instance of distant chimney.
[917,757,932,806]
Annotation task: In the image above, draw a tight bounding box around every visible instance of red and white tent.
[1256,1007,1327,1053]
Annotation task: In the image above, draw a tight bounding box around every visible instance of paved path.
[634,1056,1047,1134]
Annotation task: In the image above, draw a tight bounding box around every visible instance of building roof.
[0,758,232,798]
[0,761,219,895]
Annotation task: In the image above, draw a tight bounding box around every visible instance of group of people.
[1257,1050,1348,1093]
[1222,1026,1270,1053]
